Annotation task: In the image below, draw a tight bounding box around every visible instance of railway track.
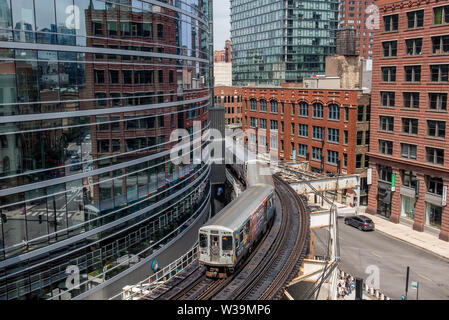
[141,174,310,300]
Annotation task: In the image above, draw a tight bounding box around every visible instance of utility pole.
[405,266,410,300]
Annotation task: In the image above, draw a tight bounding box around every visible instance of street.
[336,218,449,300]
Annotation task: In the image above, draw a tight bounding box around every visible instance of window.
[157,23,163,38]
[222,236,232,251]
[158,115,165,128]
[429,93,447,110]
[94,70,105,84]
[357,105,364,121]
[312,126,324,140]
[426,203,442,228]
[299,102,308,117]
[250,117,257,128]
[344,107,349,122]
[407,10,424,29]
[259,118,267,129]
[402,118,418,135]
[199,234,207,248]
[123,70,133,84]
[95,93,107,107]
[384,14,398,32]
[97,140,110,153]
[356,131,364,145]
[312,147,322,161]
[426,147,444,165]
[343,153,348,168]
[270,120,278,130]
[402,171,417,189]
[380,116,394,132]
[379,140,393,155]
[291,103,295,115]
[328,104,340,120]
[382,41,397,57]
[430,65,449,82]
[401,143,417,160]
[382,67,396,82]
[403,92,419,108]
[404,66,422,83]
[291,123,295,135]
[298,144,307,157]
[298,124,308,137]
[328,128,339,143]
[356,154,363,169]
[431,35,449,54]
[260,100,267,112]
[427,120,446,138]
[327,150,339,165]
[378,165,392,182]
[250,99,257,111]
[405,39,422,56]
[344,131,348,145]
[270,100,278,113]
[312,103,323,119]
[434,5,449,25]
[96,116,109,131]
[109,70,120,84]
[381,92,395,107]
[427,177,443,195]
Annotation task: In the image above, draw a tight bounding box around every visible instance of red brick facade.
[240,86,371,204]
[368,0,449,241]
[214,86,243,125]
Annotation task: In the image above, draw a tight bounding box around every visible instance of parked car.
[70,159,81,171]
[344,215,375,231]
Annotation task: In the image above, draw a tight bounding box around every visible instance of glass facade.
[0,0,212,300]
[231,0,338,86]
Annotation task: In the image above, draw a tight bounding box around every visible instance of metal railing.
[109,244,199,300]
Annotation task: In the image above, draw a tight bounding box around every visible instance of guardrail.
[109,245,199,300]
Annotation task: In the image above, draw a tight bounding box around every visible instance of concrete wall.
[214,62,232,86]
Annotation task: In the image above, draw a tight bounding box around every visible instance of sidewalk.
[359,208,449,260]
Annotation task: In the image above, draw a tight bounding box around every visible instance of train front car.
[199,226,235,278]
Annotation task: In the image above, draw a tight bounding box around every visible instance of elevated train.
[199,138,276,278]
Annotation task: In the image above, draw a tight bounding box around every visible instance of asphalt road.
[336,218,449,300]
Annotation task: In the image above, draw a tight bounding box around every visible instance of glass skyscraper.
[231,0,339,86]
[0,0,212,300]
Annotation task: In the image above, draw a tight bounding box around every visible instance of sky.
[213,0,231,50]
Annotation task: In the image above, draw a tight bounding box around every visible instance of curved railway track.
[141,174,310,300]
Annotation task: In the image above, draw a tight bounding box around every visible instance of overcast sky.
[213,0,230,50]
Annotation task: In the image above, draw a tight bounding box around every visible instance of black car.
[344,215,375,231]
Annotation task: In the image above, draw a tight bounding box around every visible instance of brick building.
[214,86,242,125]
[339,0,375,59]
[241,84,371,205]
[367,0,449,241]
[213,40,231,63]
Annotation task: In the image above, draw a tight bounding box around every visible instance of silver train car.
[199,159,276,278]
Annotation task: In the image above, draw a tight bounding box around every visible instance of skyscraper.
[231,0,339,86]
[0,0,212,299]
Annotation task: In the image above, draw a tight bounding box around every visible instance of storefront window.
[377,185,391,218]
[426,203,442,229]
[401,195,415,219]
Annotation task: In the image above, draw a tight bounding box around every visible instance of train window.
[234,233,239,248]
[239,230,244,244]
[199,233,208,248]
[222,236,232,251]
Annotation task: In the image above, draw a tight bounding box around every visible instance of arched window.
[260,99,267,112]
[250,99,257,111]
[312,102,323,119]
[270,100,278,113]
[299,101,309,117]
[328,104,340,120]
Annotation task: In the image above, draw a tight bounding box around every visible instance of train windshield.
[199,233,208,248]
[222,236,232,251]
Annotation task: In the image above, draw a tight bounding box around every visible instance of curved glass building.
[0,0,212,299]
